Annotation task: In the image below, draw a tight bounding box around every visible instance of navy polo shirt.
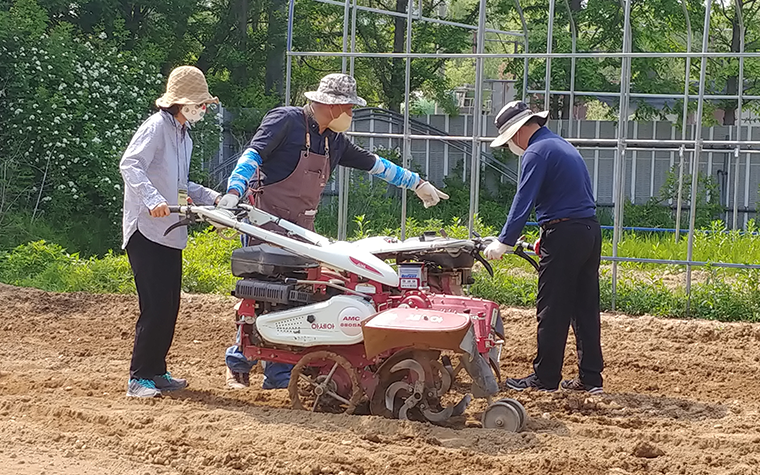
[498,127,596,246]
[248,106,377,185]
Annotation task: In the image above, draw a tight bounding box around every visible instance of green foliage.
[2,222,759,321]
[472,259,760,322]
[0,228,240,295]
[0,239,134,293]
[0,0,222,255]
[181,229,240,294]
[619,166,723,230]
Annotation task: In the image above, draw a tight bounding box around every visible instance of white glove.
[484,240,510,260]
[414,181,449,208]
[217,192,240,209]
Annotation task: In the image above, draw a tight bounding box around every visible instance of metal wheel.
[497,398,528,432]
[288,351,363,415]
[482,400,522,432]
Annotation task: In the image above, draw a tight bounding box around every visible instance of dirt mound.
[1,283,760,474]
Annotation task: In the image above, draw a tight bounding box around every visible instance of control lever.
[164,205,195,236]
[513,240,539,272]
[472,251,494,277]
[470,233,494,277]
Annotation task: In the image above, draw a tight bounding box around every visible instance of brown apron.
[248,111,329,232]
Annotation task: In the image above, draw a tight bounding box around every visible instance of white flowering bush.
[0,0,221,253]
[1,7,163,223]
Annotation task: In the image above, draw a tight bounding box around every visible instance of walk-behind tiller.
[167,204,538,431]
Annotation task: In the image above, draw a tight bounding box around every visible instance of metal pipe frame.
[732,0,745,231]
[337,130,760,149]
[285,0,296,106]
[336,0,351,240]
[675,1,692,241]
[468,0,488,236]
[400,0,413,240]
[523,90,760,101]
[563,0,578,138]
[611,0,634,311]
[544,0,556,112]
[312,0,522,36]
[514,0,529,102]
[685,0,714,314]
[282,0,757,308]
[288,50,760,59]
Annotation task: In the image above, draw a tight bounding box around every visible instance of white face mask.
[182,104,207,124]
[327,110,352,132]
[508,139,525,156]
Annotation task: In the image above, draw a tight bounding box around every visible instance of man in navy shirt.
[217,74,448,389]
[484,100,604,394]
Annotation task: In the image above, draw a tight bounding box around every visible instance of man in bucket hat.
[218,73,449,389]
[483,100,604,394]
[120,66,221,397]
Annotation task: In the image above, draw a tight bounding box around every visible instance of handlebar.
[515,240,535,252]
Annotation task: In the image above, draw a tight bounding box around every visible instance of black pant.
[126,230,182,380]
[533,217,603,388]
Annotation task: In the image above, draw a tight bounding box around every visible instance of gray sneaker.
[127,378,162,398]
[561,377,603,395]
[153,372,188,391]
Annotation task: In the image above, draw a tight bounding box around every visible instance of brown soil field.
[1,283,760,475]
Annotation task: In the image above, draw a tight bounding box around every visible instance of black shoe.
[505,373,557,392]
[561,377,603,395]
[153,372,188,391]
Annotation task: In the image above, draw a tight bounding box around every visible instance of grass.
[1,218,758,322]
[605,220,760,266]
[0,229,239,295]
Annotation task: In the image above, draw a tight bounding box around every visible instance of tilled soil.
[1,283,760,475]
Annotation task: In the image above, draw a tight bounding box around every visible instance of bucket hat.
[156,66,218,108]
[491,100,549,148]
[304,73,367,107]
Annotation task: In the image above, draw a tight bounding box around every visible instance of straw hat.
[155,66,218,108]
[491,100,549,148]
[304,73,366,107]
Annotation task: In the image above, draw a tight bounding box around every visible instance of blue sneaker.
[152,372,188,391]
[127,378,161,398]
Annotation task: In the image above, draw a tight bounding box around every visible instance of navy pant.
[225,345,290,389]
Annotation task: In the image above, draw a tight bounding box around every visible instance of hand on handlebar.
[483,240,510,260]
[149,202,170,218]
[217,192,241,209]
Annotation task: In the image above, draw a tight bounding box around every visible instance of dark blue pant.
[225,345,291,389]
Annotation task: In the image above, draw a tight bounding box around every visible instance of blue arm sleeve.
[498,151,547,246]
[368,156,421,189]
[227,148,263,196]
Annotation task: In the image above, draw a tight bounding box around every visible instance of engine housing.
[255,295,376,347]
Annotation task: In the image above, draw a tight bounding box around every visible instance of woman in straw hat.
[120,66,221,398]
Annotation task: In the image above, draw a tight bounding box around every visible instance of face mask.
[508,139,525,156]
[327,110,352,133]
[182,104,206,124]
